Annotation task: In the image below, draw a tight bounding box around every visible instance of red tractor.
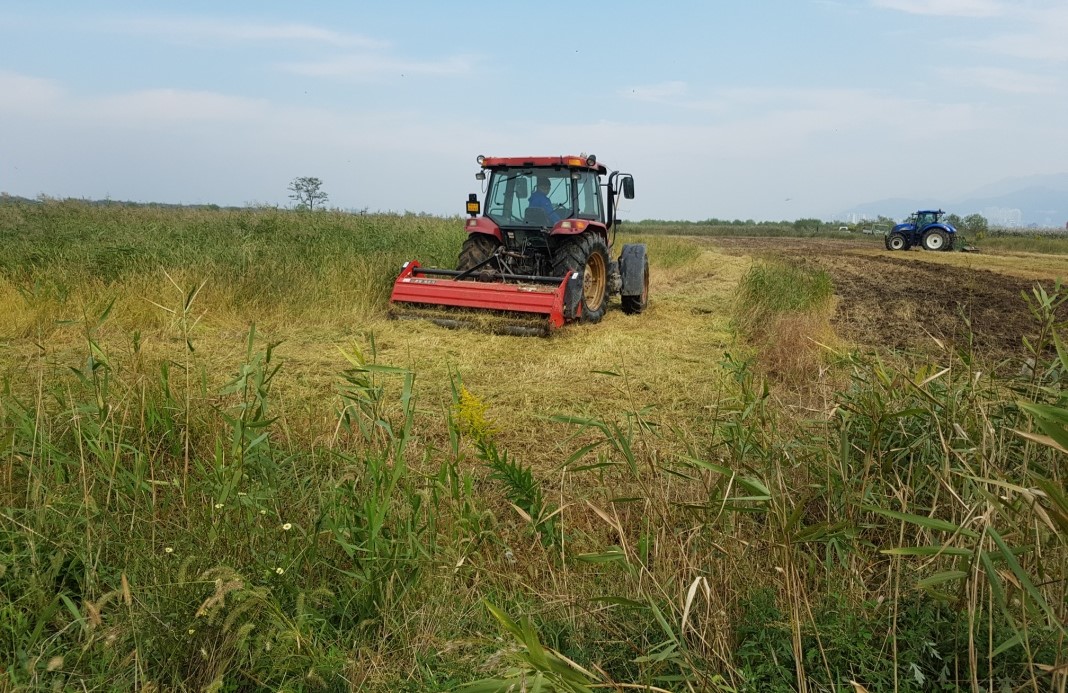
[390,154,649,335]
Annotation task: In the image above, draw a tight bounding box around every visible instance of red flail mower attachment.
[389,261,583,336]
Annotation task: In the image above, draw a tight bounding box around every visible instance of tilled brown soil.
[709,237,1062,359]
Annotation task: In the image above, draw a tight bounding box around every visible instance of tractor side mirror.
[622,176,635,199]
[515,178,529,198]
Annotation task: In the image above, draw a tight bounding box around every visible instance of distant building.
[982,207,1022,228]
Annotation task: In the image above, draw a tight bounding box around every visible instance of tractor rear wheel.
[886,232,909,251]
[922,229,949,251]
[456,233,500,273]
[553,234,610,323]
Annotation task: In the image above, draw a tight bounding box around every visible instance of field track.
[707,236,1067,358]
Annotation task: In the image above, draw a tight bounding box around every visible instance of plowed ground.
[709,237,1068,359]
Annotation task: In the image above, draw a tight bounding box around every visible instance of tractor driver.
[528,177,560,225]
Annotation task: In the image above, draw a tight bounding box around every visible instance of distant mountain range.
[840,172,1068,228]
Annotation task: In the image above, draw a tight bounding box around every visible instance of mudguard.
[562,270,584,321]
[618,243,648,298]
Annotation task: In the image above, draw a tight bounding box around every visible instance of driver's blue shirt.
[528,191,560,224]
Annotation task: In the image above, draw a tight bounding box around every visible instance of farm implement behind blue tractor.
[884,209,978,252]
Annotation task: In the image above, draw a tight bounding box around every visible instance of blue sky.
[1,0,1065,221]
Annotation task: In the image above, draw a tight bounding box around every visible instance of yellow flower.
[275,567,284,575]
[282,523,292,531]
[453,387,499,445]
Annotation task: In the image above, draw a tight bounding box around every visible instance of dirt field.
[708,237,1067,359]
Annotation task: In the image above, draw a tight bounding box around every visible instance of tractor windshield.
[484,168,602,228]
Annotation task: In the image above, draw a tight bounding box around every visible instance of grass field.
[1,201,1066,692]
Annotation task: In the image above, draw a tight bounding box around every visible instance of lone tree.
[962,213,989,236]
[288,176,329,210]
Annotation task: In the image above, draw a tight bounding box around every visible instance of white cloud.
[0,72,271,125]
[939,66,1058,93]
[968,6,1068,62]
[0,71,64,116]
[86,89,270,123]
[871,0,1005,17]
[105,17,386,49]
[282,53,478,79]
[100,16,479,81]
[0,66,1059,220]
[622,81,689,103]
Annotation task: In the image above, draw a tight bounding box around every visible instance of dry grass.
[0,232,749,475]
[851,245,1068,282]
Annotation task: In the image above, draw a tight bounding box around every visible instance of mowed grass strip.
[0,203,744,468]
[731,259,838,381]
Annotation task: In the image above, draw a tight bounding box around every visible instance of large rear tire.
[922,229,948,251]
[553,234,609,323]
[456,233,500,273]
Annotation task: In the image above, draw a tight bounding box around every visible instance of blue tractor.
[884,209,957,251]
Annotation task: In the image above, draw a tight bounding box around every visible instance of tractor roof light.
[476,155,486,165]
[585,154,596,166]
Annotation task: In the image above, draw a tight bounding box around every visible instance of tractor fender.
[927,223,956,235]
[464,217,504,243]
[562,270,584,321]
[618,243,648,297]
[549,220,609,239]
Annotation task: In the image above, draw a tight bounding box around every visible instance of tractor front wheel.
[922,229,949,251]
[885,232,909,251]
[456,233,500,273]
[553,234,610,323]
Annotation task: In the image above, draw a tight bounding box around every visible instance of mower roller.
[389,154,649,335]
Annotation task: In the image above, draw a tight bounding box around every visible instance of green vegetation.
[1,201,1065,691]
[0,201,463,334]
[630,219,869,241]
[733,261,834,326]
[730,261,837,380]
[979,231,1068,255]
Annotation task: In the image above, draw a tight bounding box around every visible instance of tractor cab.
[916,210,942,227]
[483,166,604,229]
[459,155,634,279]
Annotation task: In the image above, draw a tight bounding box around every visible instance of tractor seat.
[523,207,550,226]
